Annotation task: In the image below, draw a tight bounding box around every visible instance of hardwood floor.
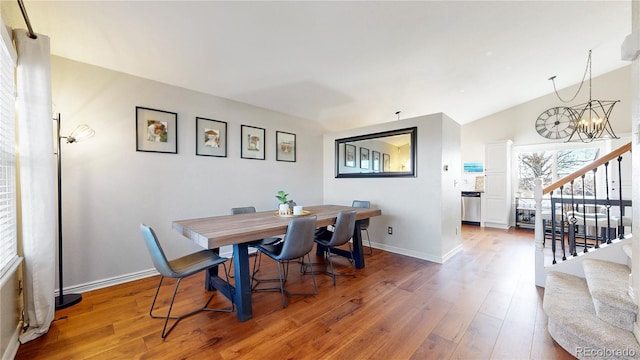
[15,225,574,359]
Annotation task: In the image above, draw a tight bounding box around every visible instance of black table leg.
[204,243,252,321]
[351,220,365,268]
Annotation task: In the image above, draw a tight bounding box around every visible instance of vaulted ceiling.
[2,1,632,131]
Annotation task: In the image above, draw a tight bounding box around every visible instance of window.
[516,147,600,197]
[0,22,17,280]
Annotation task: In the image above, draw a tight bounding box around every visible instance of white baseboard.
[371,242,460,264]
[53,248,249,296]
[483,222,510,230]
[441,243,463,263]
[55,268,159,296]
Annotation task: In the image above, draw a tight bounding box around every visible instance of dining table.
[172,204,382,321]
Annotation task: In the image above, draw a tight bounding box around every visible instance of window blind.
[0,23,17,279]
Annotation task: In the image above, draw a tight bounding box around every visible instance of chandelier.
[548,50,620,143]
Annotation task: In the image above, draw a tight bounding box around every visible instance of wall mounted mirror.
[335,127,417,178]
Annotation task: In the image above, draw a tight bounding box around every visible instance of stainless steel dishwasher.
[461,191,481,225]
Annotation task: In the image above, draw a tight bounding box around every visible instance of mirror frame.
[335,126,417,178]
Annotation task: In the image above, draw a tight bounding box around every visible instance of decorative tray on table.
[274,210,312,218]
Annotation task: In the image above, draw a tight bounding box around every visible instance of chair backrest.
[231,206,257,215]
[327,210,357,247]
[140,224,176,278]
[351,200,370,229]
[277,216,317,261]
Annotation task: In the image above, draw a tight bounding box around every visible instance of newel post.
[534,178,546,287]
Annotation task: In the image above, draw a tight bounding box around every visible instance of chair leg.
[348,242,357,273]
[232,249,262,279]
[325,249,337,286]
[305,253,318,295]
[148,276,188,339]
[280,257,317,308]
[364,228,373,255]
[228,256,234,278]
[149,276,166,319]
[299,253,327,275]
[253,250,264,276]
[323,245,357,286]
[251,251,260,290]
[255,257,318,308]
[149,263,234,339]
[277,261,287,308]
[252,252,285,292]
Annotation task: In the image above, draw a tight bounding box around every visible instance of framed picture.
[383,153,391,172]
[136,106,177,154]
[372,150,380,171]
[345,144,356,167]
[360,147,370,169]
[241,125,265,160]
[276,131,296,162]
[196,117,227,157]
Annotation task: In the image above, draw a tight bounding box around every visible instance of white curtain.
[14,29,56,343]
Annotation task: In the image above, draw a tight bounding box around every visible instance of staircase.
[535,142,640,358]
[543,248,639,359]
[534,142,633,287]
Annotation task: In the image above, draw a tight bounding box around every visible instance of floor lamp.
[54,113,95,310]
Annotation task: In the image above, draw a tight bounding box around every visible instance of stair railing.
[534,142,632,285]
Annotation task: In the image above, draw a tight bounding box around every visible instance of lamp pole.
[54,113,82,310]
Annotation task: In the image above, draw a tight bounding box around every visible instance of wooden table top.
[173,204,382,249]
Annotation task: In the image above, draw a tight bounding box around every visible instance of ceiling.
[2,1,632,132]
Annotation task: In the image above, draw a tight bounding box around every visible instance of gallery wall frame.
[136,106,177,154]
[276,131,296,162]
[383,153,391,172]
[241,125,265,160]
[196,117,227,157]
[345,143,356,167]
[372,150,380,171]
[360,147,370,169]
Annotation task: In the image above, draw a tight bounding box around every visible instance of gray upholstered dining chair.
[230,206,282,277]
[140,224,234,339]
[253,216,318,308]
[352,200,372,254]
[312,209,357,286]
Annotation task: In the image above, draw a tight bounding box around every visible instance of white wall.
[440,114,464,256]
[323,113,462,263]
[51,56,325,291]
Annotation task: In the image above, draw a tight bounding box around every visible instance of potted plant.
[276,190,291,215]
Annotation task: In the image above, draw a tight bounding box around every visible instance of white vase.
[279,203,289,215]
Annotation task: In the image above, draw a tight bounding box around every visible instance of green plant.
[275,190,289,204]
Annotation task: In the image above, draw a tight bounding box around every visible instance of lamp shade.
[67,124,95,143]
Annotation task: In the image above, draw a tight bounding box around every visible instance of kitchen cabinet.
[482,140,512,229]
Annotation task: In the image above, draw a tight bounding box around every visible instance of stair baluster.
[604,161,613,244]
[569,180,578,257]
[550,190,557,264]
[592,168,600,249]
[618,155,625,239]
[560,186,567,261]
